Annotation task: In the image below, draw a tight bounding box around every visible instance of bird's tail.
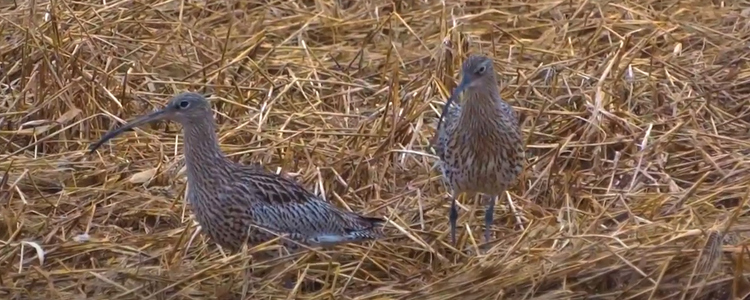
[345,214,386,241]
[359,216,385,227]
[308,213,386,247]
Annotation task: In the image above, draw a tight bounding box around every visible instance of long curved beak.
[89,109,168,154]
[436,76,469,131]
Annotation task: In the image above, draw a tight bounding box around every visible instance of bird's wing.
[431,94,462,159]
[495,95,519,124]
[232,171,382,241]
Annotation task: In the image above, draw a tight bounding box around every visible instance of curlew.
[433,54,525,245]
[89,92,385,256]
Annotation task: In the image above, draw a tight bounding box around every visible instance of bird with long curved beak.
[90,92,385,256]
[432,55,525,246]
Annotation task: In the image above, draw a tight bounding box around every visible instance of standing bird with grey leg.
[433,54,525,245]
[89,92,385,258]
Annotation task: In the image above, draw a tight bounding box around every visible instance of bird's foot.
[449,197,459,245]
[282,275,325,292]
[479,241,492,255]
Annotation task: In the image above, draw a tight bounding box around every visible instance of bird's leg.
[484,194,496,244]
[241,255,254,298]
[275,241,299,289]
[449,194,458,245]
[276,257,301,290]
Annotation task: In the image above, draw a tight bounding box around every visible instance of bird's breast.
[442,129,524,194]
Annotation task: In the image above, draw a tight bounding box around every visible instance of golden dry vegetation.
[2,0,750,299]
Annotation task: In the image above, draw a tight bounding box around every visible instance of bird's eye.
[476,65,486,75]
[178,101,190,109]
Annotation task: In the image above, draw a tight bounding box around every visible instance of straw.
[1,0,749,298]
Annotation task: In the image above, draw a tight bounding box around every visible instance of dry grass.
[2,0,750,299]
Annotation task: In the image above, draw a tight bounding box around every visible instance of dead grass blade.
[1,0,748,298]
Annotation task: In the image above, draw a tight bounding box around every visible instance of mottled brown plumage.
[433,54,525,245]
[89,92,384,254]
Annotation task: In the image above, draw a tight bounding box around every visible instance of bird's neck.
[459,79,509,128]
[181,116,232,181]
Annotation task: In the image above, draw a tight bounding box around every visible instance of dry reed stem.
[2,0,750,299]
